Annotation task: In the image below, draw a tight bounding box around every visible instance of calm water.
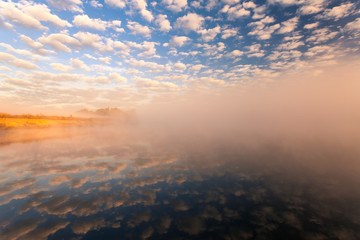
[0,127,359,240]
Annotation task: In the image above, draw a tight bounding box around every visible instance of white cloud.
[205,0,219,11]
[170,36,190,47]
[125,58,169,72]
[0,1,71,30]
[73,31,114,52]
[126,41,159,58]
[345,18,360,32]
[127,21,151,37]
[174,62,187,71]
[252,5,266,19]
[174,13,204,32]
[245,43,265,57]
[109,72,127,83]
[221,27,238,39]
[99,56,112,64]
[155,14,172,32]
[71,58,90,71]
[51,63,73,72]
[0,43,32,57]
[306,28,338,43]
[227,50,244,58]
[0,52,38,69]
[248,16,280,40]
[276,41,304,50]
[134,77,160,87]
[298,0,326,15]
[39,32,80,52]
[243,1,256,9]
[129,0,154,22]
[268,0,303,6]
[90,0,103,8]
[46,0,83,12]
[73,14,121,31]
[267,50,302,61]
[304,22,319,29]
[105,0,126,8]
[20,35,55,55]
[162,0,187,12]
[222,0,240,4]
[320,3,354,20]
[277,17,298,34]
[196,42,226,56]
[189,64,206,71]
[197,77,226,87]
[0,52,15,61]
[221,4,251,20]
[198,26,221,42]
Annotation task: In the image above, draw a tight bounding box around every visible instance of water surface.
[0,127,359,240]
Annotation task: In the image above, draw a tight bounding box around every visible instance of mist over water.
[1,64,360,239]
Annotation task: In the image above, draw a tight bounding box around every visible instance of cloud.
[90,0,103,8]
[304,22,319,29]
[73,31,114,52]
[51,63,73,72]
[49,175,71,184]
[198,26,221,42]
[126,41,160,58]
[109,72,127,83]
[155,14,172,32]
[221,4,251,20]
[227,49,244,58]
[320,3,354,20]
[189,64,206,71]
[306,28,338,43]
[73,14,122,31]
[129,0,154,22]
[46,0,83,12]
[99,56,112,64]
[125,58,169,72]
[71,218,107,235]
[127,21,151,37]
[71,58,90,71]
[345,18,360,32]
[0,219,44,240]
[38,32,80,52]
[175,13,204,32]
[277,17,299,34]
[169,36,190,47]
[245,43,265,57]
[221,27,239,39]
[174,62,187,71]
[105,0,126,8]
[0,52,38,70]
[248,16,280,40]
[0,1,71,30]
[298,0,326,15]
[162,0,187,12]
[268,0,303,6]
[276,40,304,50]
[20,35,55,55]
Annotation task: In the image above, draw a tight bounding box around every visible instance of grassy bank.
[0,113,90,129]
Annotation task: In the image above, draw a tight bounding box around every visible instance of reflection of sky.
[0,131,360,240]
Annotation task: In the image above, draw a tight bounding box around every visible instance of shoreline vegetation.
[0,113,91,129]
[0,108,136,146]
[0,108,136,130]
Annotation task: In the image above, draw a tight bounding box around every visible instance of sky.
[0,0,359,114]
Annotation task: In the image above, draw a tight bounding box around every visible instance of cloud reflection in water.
[0,127,359,240]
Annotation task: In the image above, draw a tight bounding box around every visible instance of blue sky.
[0,0,359,113]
